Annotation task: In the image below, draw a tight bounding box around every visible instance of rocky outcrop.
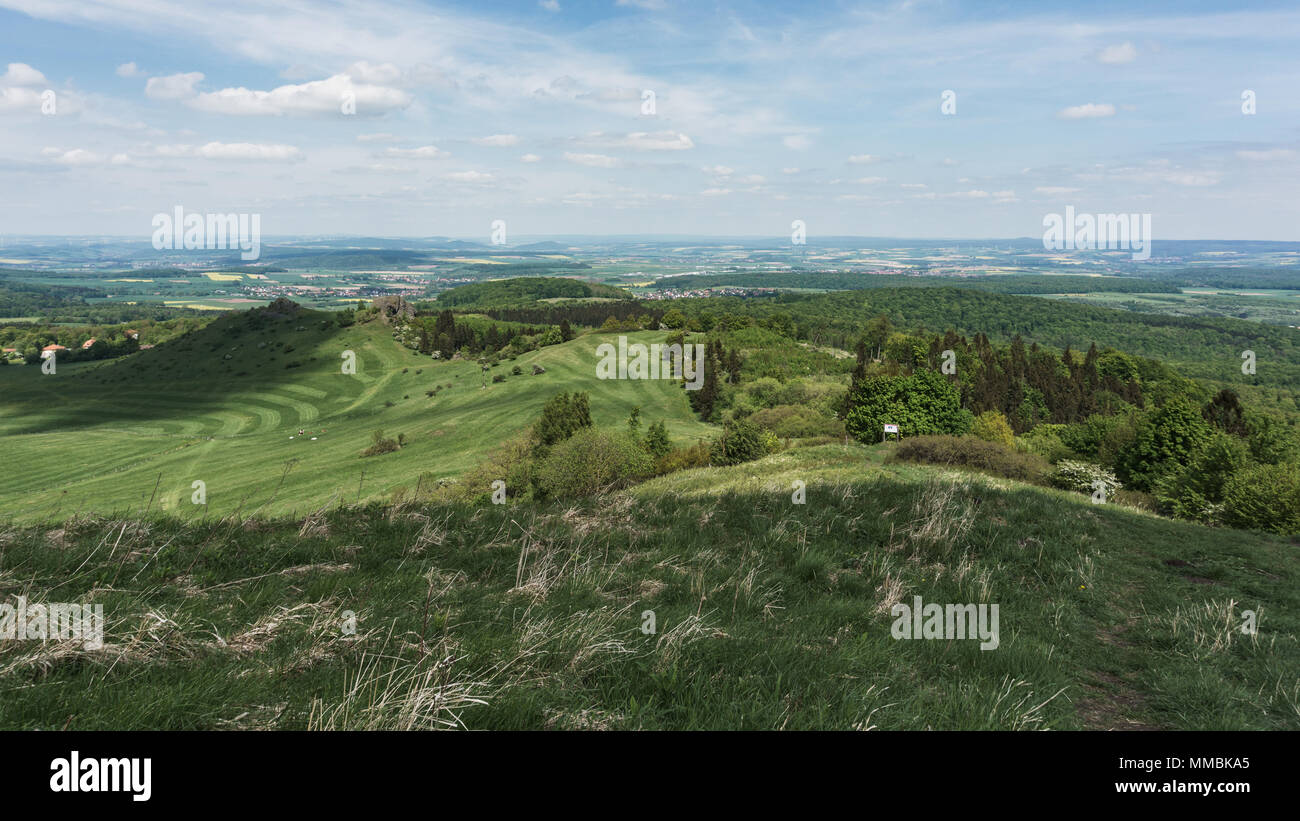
[372,295,415,324]
[264,297,302,317]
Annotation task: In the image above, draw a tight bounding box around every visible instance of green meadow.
[0,310,713,522]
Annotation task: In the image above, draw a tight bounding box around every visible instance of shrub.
[361,429,402,457]
[1018,423,1073,463]
[844,369,972,443]
[1115,400,1212,492]
[971,410,1015,448]
[748,404,846,439]
[1220,462,1300,535]
[535,429,653,499]
[890,435,1048,482]
[454,434,535,504]
[533,391,592,454]
[1050,460,1122,498]
[655,440,712,474]
[511,365,523,376]
[492,374,505,383]
[709,420,771,466]
[1154,432,1249,523]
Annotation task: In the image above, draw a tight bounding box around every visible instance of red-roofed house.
[41,344,67,359]
[81,338,97,350]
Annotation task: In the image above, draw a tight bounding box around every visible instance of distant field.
[0,317,714,522]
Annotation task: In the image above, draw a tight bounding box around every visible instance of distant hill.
[434,276,630,308]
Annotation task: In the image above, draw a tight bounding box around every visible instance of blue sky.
[1,0,1298,240]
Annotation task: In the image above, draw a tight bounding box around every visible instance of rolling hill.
[0,304,712,522]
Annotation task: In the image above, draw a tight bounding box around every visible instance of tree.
[643,420,672,459]
[865,314,893,361]
[627,406,641,438]
[971,410,1015,448]
[1202,388,1247,435]
[843,369,972,443]
[1115,399,1213,492]
[533,391,593,456]
[559,319,574,341]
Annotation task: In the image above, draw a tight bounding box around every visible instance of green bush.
[1018,423,1073,463]
[844,369,971,443]
[1154,432,1249,524]
[1115,400,1212,492]
[709,419,771,466]
[748,404,846,439]
[533,391,592,454]
[889,435,1049,483]
[654,441,711,474]
[1220,462,1300,535]
[971,410,1015,448]
[535,428,653,499]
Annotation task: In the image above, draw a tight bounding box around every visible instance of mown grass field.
[0,309,714,522]
[0,444,1295,730]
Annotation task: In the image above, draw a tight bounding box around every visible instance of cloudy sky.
[1,0,1298,241]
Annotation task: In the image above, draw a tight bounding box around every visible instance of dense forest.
[645,272,1184,295]
[432,276,627,308]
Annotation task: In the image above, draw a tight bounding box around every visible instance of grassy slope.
[0,312,713,521]
[1,444,1294,730]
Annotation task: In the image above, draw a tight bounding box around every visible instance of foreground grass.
[1,444,1296,730]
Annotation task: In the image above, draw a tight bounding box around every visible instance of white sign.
[883,424,899,434]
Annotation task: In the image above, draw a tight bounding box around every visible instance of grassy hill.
[1,443,1294,730]
[0,308,712,522]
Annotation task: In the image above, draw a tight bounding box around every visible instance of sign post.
[883,423,900,443]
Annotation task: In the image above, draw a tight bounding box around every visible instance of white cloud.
[1096,42,1137,65]
[41,147,107,166]
[145,72,204,100]
[703,165,734,176]
[1034,186,1080,195]
[565,152,619,167]
[3,63,49,86]
[781,167,800,175]
[1058,103,1116,119]
[539,0,560,11]
[383,145,448,159]
[356,133,399,143]
[899,183,927,189]
[783,135,811,150]
[473,134,520,146]
[147,67,412,116]
[735,174,765,184]
[617,0,667,9]
[115,62,144,78]
[854,176,886,184]
[847,154,880,164]
[520,153,542,163]
[443,170,496,183]
[701,187,731,196]
[154,142,303,161]
[583,131,694,151]
[195,75,410,115]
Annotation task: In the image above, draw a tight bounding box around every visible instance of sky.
[1,0,1298,241]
